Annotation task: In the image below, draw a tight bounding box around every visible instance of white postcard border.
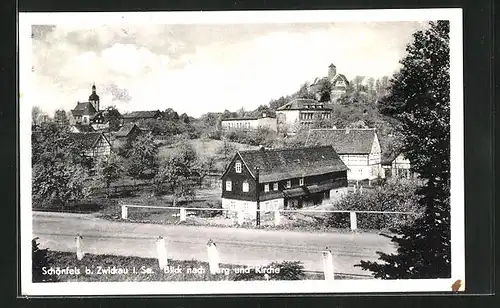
[19,8,465,296]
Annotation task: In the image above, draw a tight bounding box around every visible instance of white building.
[221,113,277,132]
[276,99,332,133]
[306,128,384,181]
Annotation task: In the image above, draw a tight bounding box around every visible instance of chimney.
[328,64,337,80]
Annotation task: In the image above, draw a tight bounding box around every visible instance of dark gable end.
[220,152,255,180]
[307,129,376,154]
[237,146,347,183]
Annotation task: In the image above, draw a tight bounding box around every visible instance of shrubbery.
[32,238,57,282]
[325,178,424,231]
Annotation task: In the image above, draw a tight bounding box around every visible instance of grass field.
[158,138,259,170]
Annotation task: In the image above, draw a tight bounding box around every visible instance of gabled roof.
[381,149,406,165]
[71,102,97,116]
[276,99,332,111]
[69,132,109,150]
[71,124,95,133]
[115,123,142,137]
[229,146,347,183]
[330,73,349,84]
[306,128,377,154]
[122,110,161,119]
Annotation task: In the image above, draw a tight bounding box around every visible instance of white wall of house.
[81,115,91,125]
[257,117,277,132]
[276,110,300,128]
[92,123,109,131]
[221,198,284,220]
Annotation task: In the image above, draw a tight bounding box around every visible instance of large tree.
[32,123,91,208]
[92,152,123,198]
[357,21,451,279]
[124,132,159,179]
[153,142,198,205]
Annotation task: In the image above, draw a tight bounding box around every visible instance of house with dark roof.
[306,128,383,181]
[220,146,348,219]
[310,64,350,103]
[275,98,332,133]
[221,112,277,132]
[113,123,144,147]
[70,132,111,158]
[381,150,415,179]
[70,84,101,125]
[122,110,163,124]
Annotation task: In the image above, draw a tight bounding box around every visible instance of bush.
[324,178,424,231]
[233,261,305,281]
[32,238,58,282]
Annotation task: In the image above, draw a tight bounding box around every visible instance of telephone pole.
[255,167,260,227]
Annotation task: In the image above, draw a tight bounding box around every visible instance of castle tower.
[328,64,337,80]
[88,83,100,111]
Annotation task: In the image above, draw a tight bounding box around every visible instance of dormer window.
[264,184,269,192]
[273,183,278,191]
[235,162,242,173]
[299,178,304,186]
[286,180,291,188]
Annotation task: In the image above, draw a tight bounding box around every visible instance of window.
[286,180,291,188]
[264,184,269,192]
[225,180,232,191]
[299,178,304,186]
[235,162,242,173]
[242,181,249,192]
[273,182,278,191]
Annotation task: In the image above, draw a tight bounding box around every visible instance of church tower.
[88,83,100,111]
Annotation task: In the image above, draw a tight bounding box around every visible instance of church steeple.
[89,83,100,111]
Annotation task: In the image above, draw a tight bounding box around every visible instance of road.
[33,212,396,276]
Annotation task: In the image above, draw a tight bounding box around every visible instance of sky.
[28,21,428,118]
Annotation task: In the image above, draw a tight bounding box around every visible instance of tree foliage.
[124,132,159,179]
[92,152,123,198]
[153,142,199,204]
[325,179,424,230]
[32,238,57,282]
[32,123,91,208]
[357,21,451,279]
[103,106,123,131]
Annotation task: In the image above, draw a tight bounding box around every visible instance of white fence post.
[237,210,244,226]
[75,234,85,260]
[322,249,334,280]
[274,210,281,226]
[156,236,168,270]
[350,211,358,231]
[207,239,220,274]
[179,208,187,222]
[121,205,128,220]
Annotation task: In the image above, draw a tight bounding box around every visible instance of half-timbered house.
[306,128,384,182]
[220,146,348,219]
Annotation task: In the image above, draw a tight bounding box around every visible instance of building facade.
[221,113,277,132]
[307,128,383,181]
[381,152,415,179]
[70,84,101,125]
[310,64,350,103]
[220,146,348,220]
[276,99,332,133]
[122,110,163,124]
[70,132,111,158]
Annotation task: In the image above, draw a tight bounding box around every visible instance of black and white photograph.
[19,9,464,295]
